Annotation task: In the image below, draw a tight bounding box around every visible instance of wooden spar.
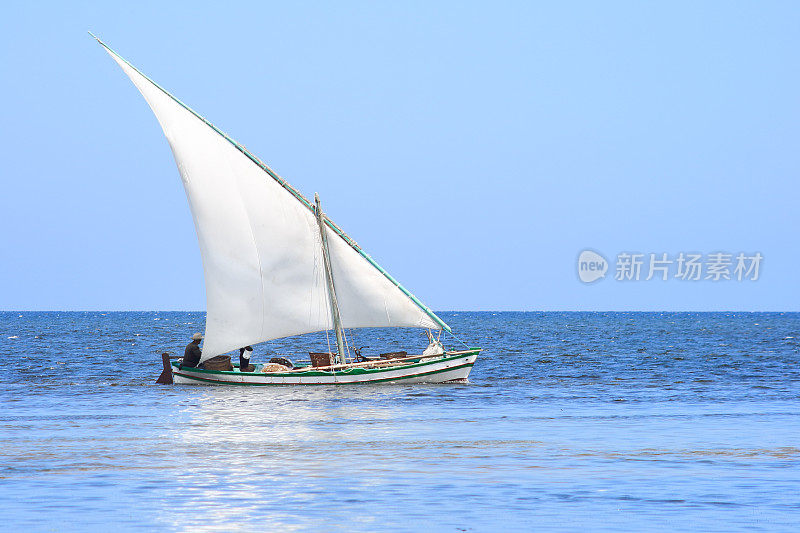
[314,193,346,364]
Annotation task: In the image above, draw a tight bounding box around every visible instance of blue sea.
[1,312,799,531]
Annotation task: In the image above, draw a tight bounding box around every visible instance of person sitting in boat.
[239,346,254,372]
[181,333,203,368]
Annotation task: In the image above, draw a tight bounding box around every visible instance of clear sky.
[1,1,798,311]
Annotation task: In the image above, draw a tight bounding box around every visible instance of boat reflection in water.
[157,384,474,531]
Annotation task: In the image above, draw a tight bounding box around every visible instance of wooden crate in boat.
[309,352,334,368]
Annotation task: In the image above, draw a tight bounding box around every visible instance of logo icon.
[578,250,608,283]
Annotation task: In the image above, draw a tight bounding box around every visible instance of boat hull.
[171,350,480,385]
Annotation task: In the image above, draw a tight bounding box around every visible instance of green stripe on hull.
[174,361,475,386]
[171,350,480,378]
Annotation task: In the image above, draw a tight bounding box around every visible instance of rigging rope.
[447,329,471,348]
[325,328,332,356]
[342,330,352,364]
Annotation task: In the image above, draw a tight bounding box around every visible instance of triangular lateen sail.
[95,37,448,361]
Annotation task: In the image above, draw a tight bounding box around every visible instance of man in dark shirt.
[181,333,203,368]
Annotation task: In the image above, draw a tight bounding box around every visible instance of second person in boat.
[239,346,254,372]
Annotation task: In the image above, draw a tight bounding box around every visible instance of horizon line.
[2,309,798,313]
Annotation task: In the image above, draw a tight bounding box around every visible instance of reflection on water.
[1,312,800,531]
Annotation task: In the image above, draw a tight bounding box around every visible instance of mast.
[315,193,346,364]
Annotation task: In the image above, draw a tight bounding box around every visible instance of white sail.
[98,41,446,361]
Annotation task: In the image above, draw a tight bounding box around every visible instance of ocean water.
[1,311,799,532]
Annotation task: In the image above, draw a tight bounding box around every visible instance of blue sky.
[1,2,798,311]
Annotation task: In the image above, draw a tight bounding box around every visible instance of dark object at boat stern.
[156,353,173,385]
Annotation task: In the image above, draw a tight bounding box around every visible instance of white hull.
[172,351,479,386]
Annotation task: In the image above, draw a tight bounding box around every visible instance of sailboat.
[92,34,480,385]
